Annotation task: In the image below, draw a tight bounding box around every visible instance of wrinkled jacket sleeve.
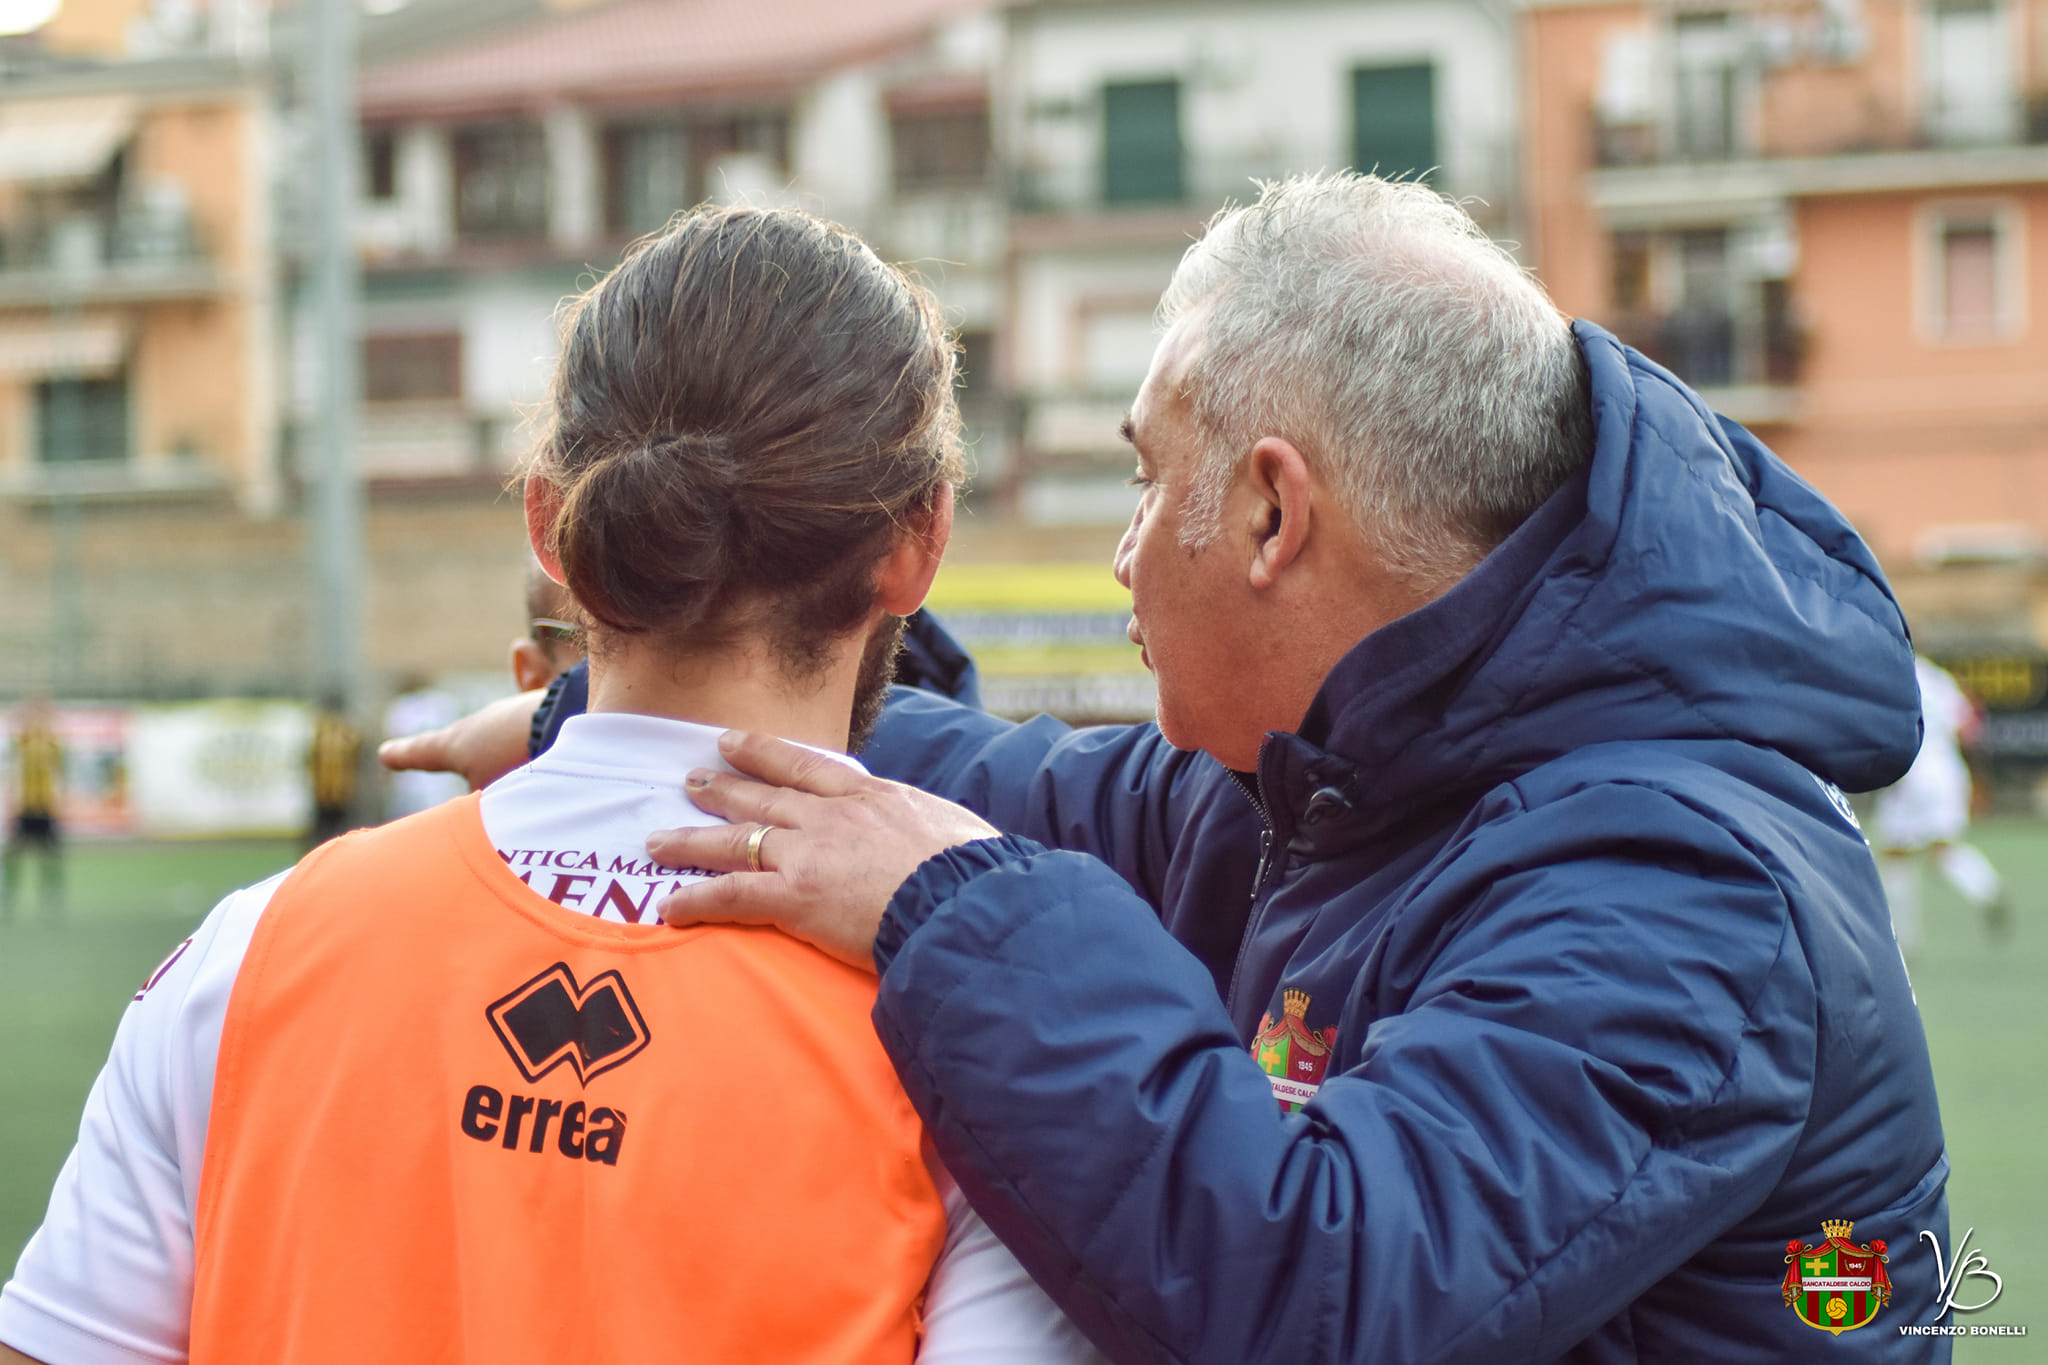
[873,784,1820,1365]
[864,687,1220,911]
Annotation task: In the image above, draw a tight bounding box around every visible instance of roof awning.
[0,96,137,186]
[0,319,127,378]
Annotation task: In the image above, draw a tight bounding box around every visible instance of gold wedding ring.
[745,822,771,874]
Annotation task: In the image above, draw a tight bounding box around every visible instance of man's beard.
[848,613,908,754]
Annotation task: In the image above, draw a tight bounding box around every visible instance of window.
[597,111,790,232]
[1922,0,2015,144]
[1760,277,1801,384]
[1607,225,1804,388]
[364,334,462,404]
[1923,205,2022,343]
[1664,227,1735,385]
[1102,80,1182,205]
[1941,222,1998,335]
[1610,230,1653,313]
[1352,63,1436,182]
[604,122,689,238]
[363,129,398,202]
[1671,13,1744,160]
[451,122,549,240]
[1594,31,1656,165]
[35,374,129,463]
[892,108,990,192]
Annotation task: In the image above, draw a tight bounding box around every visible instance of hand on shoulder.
[650,729,999,970]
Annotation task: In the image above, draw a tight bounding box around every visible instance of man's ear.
[875,483,956,616]
[1245,437,1313,592]
[524,475,567,584]
[509,639,557,693]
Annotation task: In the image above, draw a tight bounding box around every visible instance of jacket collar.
[1254,457,1590,855]
[1249,319,1917,857]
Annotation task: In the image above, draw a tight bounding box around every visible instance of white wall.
[356,124,452,259]
[545,105,599,250]
[1013,245,1183,394]
[1003,0,1521,429]
[464,281,563,411]
[793,66,889,228]
[302,278,563,456]
[784,29,1008,333]
[1010,0,1517,207]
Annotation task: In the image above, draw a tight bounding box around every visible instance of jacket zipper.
[1224,762,1280,1016]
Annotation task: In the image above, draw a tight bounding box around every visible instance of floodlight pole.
[304,0,368,718]
[48,288,84,699]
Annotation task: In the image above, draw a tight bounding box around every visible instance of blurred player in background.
[3,697,65,920]
[0,206,1103,1365]
[304,695,360,851]
[511,555,584,692]
[1874,654,2012,954]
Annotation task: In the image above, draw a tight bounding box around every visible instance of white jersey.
[1873,657,1977,851]
[0,711,1107,1365]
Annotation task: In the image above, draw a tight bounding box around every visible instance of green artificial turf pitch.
[0,840,298,1263]
[0,828,2041,1356]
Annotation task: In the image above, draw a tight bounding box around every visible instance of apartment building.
[999,0,1522,526]
[1525,0,2048,788]
[1525,0,2048,562]
[337,0,1534,716]
[0,0,1016,702]
[0,62,270,497]
[343,0,1005,490]
[0,1,295,698]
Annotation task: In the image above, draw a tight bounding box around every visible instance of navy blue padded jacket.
[861,324,1952,1363]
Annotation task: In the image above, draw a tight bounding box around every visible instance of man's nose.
[1113,516,1138,588]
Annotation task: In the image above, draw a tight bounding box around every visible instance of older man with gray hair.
[472,173,1951,1361]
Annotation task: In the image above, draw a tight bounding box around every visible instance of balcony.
[1598,91,2048,168]
[1009,145,1514,234]
[1608,305,1805,425]
[0,456,231,503]
[0,198,222,308]
[287,407,528,490]
[1589,93,2048,221]
[874,191,1006,272]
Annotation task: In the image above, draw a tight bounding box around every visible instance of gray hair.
[1159,173,1591,594]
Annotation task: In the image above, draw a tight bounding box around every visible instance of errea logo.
[459,962,647,1167]
[487,962,650,1083]
[460,1085,625,1165]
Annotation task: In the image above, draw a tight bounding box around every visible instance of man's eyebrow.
[1118,414,1135,446]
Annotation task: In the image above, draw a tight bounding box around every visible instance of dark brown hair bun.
[532,205,964,673]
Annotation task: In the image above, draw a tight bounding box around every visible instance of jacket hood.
[1283,322,1920,832]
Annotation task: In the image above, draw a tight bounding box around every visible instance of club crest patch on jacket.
[1782,1220,1892,1334]
[1252,989,1338,1112]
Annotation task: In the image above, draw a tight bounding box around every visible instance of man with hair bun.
[651,174,1954,1361]
[0,206,1103,1365]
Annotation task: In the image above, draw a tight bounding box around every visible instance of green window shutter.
[1352,63,1437,182]
[1103,80,1183,204]
[37,376,130,464]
